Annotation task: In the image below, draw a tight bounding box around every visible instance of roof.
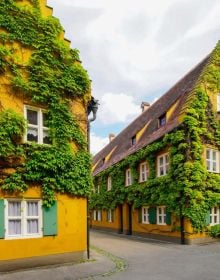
[93,55,211,176]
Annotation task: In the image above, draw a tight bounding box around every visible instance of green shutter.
[43,201,57,236]
[166,211,172,225]
[0,199,5,239]
[205,209,211,226]
[138,208,142,223]
[148,207,156,224]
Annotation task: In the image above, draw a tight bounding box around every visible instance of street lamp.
[86,96,99,259]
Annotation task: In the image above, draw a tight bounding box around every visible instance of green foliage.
[0,109,26,157]
[91,41,220,231]
[0,0,92,205]
[208,224,220,238]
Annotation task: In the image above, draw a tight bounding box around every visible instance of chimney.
[141,102,150,112]
[109,133,115,143]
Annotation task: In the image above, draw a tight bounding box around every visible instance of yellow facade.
[0,0,90,262]
[0,188,87,261]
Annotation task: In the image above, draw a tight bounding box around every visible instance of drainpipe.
[179,191,185,244]
[86,97,99,259]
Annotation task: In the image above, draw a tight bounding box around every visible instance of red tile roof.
[93,55,211,176]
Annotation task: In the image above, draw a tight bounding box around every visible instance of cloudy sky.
[48,0,220,154]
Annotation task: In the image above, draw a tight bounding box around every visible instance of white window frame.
[107,209,113,222]
[210,206,220,225]
[206,148,219,173]
[157,153,169,177]
[107,176,112,191]
[142,207,149,224]
[217,93,220,112]
[93,210,102,221]
[157,206,166,225]
[125,168,132,186]
[24,105,50,144]
[5,199,42,239]
[139,162,149,182]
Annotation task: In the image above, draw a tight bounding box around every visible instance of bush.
[209,224,220,238]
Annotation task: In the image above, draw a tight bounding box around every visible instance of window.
[206,149,219,173]
[159,114,166,127]
[24,106,51,144]
[139,162,149,182]
[210,206,220,225]
[107,176,112,191]
[157,206,166,225]
[142,207,149,224]
[93,210,102,221]
[107,209,114,222]
[5,200,42,239]
[131,135,136,146]
[125,168,132,186]
[157,153,169,176]
[217,94,220,112]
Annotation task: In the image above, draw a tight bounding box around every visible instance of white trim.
[4,199,42,239]
[217,93,220,112]
[125,168,132,186]
[157,206,166,225]
[210,206,220,225]
[157,153,169,177]
[93,210,102,221]
[24,105,50,144]
[206,148,219,173]
[139,162,149,182]
[142,207,149,224]
[107,176,112,191]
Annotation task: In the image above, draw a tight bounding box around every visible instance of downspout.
[179,190,185,244]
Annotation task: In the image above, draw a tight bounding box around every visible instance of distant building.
[91,42,220,244]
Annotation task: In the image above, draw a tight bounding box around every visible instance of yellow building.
[0,0,92,264]
[91,42,220,244]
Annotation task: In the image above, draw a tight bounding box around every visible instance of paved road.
[91,231,220,280]
[0,231,219,279]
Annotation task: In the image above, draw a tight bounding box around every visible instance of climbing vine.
[91,41,220,231]
[0,0,92,206]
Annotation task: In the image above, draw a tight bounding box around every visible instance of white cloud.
[97,93,140,125]
[90,132,109,155]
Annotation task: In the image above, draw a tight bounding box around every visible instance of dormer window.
[24,106,51,144]
[131,135,136,146]
[159,113,166,127]
[102,158,105,165]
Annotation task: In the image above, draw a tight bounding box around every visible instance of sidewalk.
[0,248,122,280]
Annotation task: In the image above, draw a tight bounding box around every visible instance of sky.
[47,0,220,154]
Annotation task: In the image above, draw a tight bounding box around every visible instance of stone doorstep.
[0,251,85,273]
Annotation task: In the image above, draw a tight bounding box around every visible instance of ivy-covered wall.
[0,0,92,206]
[91,42,220,232]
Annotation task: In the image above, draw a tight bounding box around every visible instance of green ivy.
[0,0,92,206]
[91,42,220,231]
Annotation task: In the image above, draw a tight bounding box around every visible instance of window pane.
[43,130,51,144]
[42,112,49,127]
[8,220,21,235]
[27,219,39,234]
[8,202,21,216]
[159,157,163,165]
[27,109,38,125]
[27,127,38,142]
[213,162,217,172]
[27,202,38,216]
[206,150,210,159]
[212,151,216,160]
